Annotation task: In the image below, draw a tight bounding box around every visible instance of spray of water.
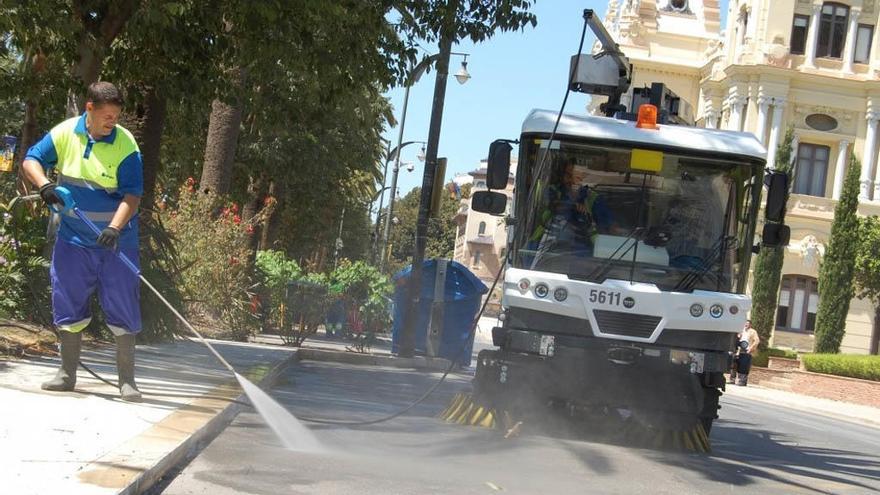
[235,373,325,453]
[63,202,325,454]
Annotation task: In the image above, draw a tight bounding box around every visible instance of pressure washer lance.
[47,187,321,451]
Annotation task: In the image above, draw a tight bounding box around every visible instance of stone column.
[865,111,880,200]
[766,98,787,169]
[704,108,719,129]
[754,96,771,144]
[832,140,850,200]
[803,2,823,69]
[842,7,862,74]
[727,96,746,131]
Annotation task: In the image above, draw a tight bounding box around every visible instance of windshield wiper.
[673,235,737,292]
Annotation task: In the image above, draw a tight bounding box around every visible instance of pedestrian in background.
[730,319,760,386]
[22,81,145,401]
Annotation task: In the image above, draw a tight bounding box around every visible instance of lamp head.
[454,55,471,85]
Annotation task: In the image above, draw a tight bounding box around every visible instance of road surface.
[156,360,880,495]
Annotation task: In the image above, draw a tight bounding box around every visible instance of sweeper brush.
[438,392,712,453]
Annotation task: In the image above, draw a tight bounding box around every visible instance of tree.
[384,184,460,273]
[749,127,794,351]
[814,154,862,353]
[854,214,880,354]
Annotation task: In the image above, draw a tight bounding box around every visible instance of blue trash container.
[391,259,488,366]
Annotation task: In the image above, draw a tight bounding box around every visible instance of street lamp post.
[379,143,424,271]
[398,11,469,358]
[378,51,469,273]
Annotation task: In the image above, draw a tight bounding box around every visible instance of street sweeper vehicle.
[442,9,791,449]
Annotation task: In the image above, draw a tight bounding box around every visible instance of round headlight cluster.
[534,283,550,298]
[689,303,704,318]
[709,304,724,318]
[553,287,568,302]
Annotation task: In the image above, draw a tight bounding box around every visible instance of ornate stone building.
[604,0,880,354]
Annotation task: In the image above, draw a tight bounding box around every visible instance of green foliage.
[384,185,461,274]
[254,249,302,331]
[330,259,392,331]
[854,215,880,303]
[815,155,861,353]
[749,127,794,351]
[802,354,880,382]
[0,196,50,322]
[164,180,270,341]
[137,214,187,343]
[768,347,799,359]
[279,274,333,347]
[328,259,392,353]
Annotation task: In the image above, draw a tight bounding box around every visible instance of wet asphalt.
[156,360,880,495]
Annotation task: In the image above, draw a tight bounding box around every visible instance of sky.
[380,0,730,200]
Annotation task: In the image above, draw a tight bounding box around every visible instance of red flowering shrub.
[164,181,273,340]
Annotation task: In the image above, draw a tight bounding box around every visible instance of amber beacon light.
[636,104,659,129]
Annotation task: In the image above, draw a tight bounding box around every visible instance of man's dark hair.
[86,82,124,107]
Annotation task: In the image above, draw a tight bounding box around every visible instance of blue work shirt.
[26,113,143,249]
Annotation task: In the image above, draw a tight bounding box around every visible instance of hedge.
[802,354,880,382]
[768,348,798,360]
[751,347,798,368]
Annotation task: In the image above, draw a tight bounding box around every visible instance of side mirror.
[765,171,789,222]
[471,190,508,215]
[486,140,513,190]
[761,223,791,248]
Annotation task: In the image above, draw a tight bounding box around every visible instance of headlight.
[689,303,704,317]
[729,305,739,315]
[709,304,724,318]
[518,279,531,292]
[534,283,549,298]
[553,287,568,302]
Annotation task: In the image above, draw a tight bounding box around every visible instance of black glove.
[39,183,64,207]
[96,226,120,249]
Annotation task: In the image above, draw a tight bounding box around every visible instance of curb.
[297,347,454,371]
[88,351,301,495]
[724,384,880,430]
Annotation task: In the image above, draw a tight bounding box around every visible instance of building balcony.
[467,235,495,245]
[785,193,880,221]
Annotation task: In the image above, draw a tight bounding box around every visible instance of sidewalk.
[0,338,296,495]
[723,381,880,428]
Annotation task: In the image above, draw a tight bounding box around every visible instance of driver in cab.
[530,159,613,258]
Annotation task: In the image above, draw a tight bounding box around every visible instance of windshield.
[512,138,762,293]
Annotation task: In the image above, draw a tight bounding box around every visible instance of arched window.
[478,221,487,235]
[817,2,850,58]
[777,275,819,332]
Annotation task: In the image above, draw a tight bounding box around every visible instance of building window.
[817,3,850,59]
[472,251,481,268]
[791,15,810,54]
[669,0,688,13]
[805,113,838,132]
[854,24,874,64]
[794,143,830,197]
[777,276,819,332]
[478,221,487,235]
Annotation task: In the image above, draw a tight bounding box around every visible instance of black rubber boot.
[116,333,142,402]
[41,331,81,391]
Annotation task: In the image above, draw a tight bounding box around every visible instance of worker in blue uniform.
[22,82,145,401]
